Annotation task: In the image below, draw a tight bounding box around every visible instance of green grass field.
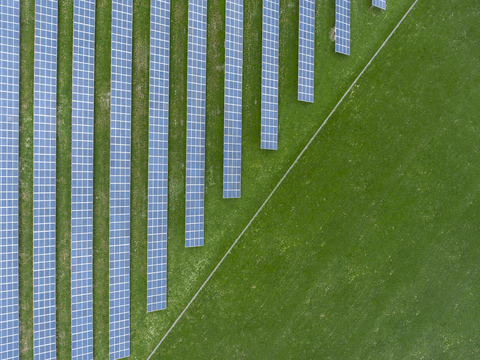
[16,0,480,358]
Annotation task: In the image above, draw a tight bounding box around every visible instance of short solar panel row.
[185,0,207,247]
[335,0,350,55]
[147,0,170,312]
[372,0,386,10]
[33,1,58,359]
[298,0,315,103]
[0,1,20,359]
[109,0,132,358]
[71,0,95,359]
[261,0,279,150]
[223,0,244,198]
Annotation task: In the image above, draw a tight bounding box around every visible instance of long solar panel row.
[335,0,350,55]
[261,0,279,150]
[372,0,386,10]
[0,1,20,359]
[223,0,244,198]
[109,0,132,358]
[185,0,207,247]
[71,0,95,358]
[298,0,315,103]
[147,0,170,312]
[33,1,58,359]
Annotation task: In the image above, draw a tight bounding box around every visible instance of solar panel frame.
[223,0,244,198]
[185,0,207,247]
[335,0,350,55]
[147,0,170,312]
[372,0,386,10]
[33,1,58,359]
[0,1,20,359]
[109,0,132,358]
[261,0,279,150]
[298,0,315,103]
[71,0,95,358]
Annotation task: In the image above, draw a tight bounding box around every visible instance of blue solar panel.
[33,1,58,359]
[71,0,95,359]
[147,0,170,312]
[372,0,386,10]
[0,1,20,359]
[261,0,279,150]
[298,0,315,103]
[223,0,243,198]
[335,0,350,55]
[109,0,132,358]
[185,0,207,247]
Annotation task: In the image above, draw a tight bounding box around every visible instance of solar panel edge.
[372,0,386,10]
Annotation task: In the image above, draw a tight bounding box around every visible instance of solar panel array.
[109,0,132,358]
[33,1,58,359]
[372,0,386,10]
[223,0,243,198]
[147,0,170,312]
[298,0,315,103]
[0,1,20,359]
[261,0,279,150]
[185,0,207,247]
[71,0,95,358]
[335,0,350,55]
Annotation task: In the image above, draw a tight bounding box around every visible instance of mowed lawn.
[15,0,479,359]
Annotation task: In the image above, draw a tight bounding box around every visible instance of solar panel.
[0,1,20,359]
[33,1,58,359]
[261,0,279,150]
[147,0,170,312]
[71,0,95,358]
[372,0,386,10]
[109,0,132,358]
[185,0,207,247]
[335,0,350,55]
[223,0,243,198]
[298,0,315,103]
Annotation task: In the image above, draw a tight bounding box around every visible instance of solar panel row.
[109,0,132,358]
[0,1,20,359]
[372,0,386,10]
[33,1,58,359]
[335,0,350,55]
[298,0,315,103]
[261,0,279,150]
[147,0,170,312]
[71,0,95,359]
[223,0,243,198]
[185,0,207,247]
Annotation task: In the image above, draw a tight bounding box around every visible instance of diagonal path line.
[148,0,419,357]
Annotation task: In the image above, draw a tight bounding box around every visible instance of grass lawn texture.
[15,0,479,358]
